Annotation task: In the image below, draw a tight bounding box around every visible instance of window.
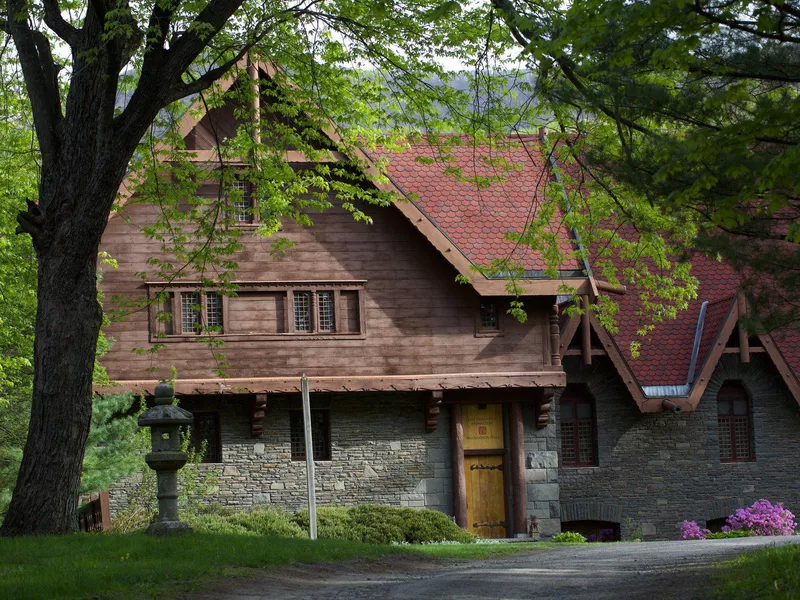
[181,292,201,333]
[476,299,503,335]
[151,290,226,337]
[560,385,597,467]
[318,291,336,332]
[294,291,312,332]
[718,381,754,462]
[205,292,223,330]
[149,281,365,341]
[289,410,331,461]
[192,412,222,463]
[480,302,498,330]
[229,180,254,224]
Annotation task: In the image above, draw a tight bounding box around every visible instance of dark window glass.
[479,302,499,330]
[206,292,223,331]
[192,412,221,463]
[294,291,312,332]
[290,409,331,461]
[230,180,253,223]
[560,385,597,467]
[318,291,336,332]
[718,382,754,462]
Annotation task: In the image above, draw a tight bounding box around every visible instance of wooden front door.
[465,454,506,538]
[462,404,507,538]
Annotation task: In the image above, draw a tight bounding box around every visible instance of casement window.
[717,381,754,463]
[476,299,503,336]
[560,385,598,467]
[152,290,224,336]
[289,409,331,461]
[228,180,255,224]
[148,281,365,342]
[192,412,222,463]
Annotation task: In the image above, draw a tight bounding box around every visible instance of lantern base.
[146,520,193,536]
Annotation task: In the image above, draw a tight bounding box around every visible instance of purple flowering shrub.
[723,499,796,536]
[681,520,710,540]
[680,499,796,540]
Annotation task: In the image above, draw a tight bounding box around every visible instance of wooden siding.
[99,190,553,383]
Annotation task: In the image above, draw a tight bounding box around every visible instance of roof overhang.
[96,370,566,396]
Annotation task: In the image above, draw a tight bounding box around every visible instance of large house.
[99,61,800,540]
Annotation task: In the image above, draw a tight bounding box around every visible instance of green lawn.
[0,533,549,600]
[714,543,800,599]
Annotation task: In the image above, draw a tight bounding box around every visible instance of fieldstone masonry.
[110,392,453,516]
[556,354,800,540]
[109,354,800,542]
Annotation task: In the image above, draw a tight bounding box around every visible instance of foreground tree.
[492,0,800,329]
[0,0,510,535]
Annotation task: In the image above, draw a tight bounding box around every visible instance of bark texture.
[1,0,253,534]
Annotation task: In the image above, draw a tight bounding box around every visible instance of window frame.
[227,179,258,227]
[147,281,366,342]
[717,381,755,463]
[191,411,222,464]
[289,408,332,462]
[559,385,598,468]
[475,299,504,337]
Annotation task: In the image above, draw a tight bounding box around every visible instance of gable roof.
[114,60,612,297]
[370,138,584,275]
[559,249,800,412]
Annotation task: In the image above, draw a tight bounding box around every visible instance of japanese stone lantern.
[138,381,194,535]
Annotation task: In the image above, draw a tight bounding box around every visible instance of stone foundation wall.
[557,354,800,540]
[110,392,453,516]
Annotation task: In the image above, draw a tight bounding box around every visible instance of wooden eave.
[759,333,800,408]
[95,370,566,396]
[560,296,800,412]
[110,59,624,298]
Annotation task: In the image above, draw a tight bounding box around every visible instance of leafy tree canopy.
[492,0,800,331]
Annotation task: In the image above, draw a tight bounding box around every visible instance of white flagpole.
[301,374,317,540]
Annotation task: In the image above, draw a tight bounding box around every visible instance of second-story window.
[149,282,365,341]
[294,291,312,332]
[560,384,598,467]
[181,292,201,333]
[318,291,336,332]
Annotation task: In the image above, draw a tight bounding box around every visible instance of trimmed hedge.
[188,504,475,544]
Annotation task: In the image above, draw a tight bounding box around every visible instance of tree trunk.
[0,178,109,535]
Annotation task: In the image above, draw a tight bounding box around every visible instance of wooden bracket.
[251,394,267,437]
[535,389,554,429]
[424,391,443,433]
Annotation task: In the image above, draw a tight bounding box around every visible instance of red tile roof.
[373,138,584,274]
[374,139,798,392]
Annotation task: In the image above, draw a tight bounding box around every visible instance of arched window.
[560,385,597,467]
[717,381,754,462]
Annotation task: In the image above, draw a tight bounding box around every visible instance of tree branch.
[6,0,62,166]
[42,0,78,45]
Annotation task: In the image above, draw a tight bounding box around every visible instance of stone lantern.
[138,381,194,535]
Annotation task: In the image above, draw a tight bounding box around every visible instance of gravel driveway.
[196,536,800,600]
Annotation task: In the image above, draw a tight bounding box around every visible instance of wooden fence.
[77,491,111,532]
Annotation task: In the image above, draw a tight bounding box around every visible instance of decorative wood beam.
[535,388,553,429]
[508,401,527,535]
[450,405,467,529]
[96,371,566,396]
[581,294,592,366]
[424,391,443,433]
[247,56,261,146]
[251,394,267,437]
[550,304,561,367]
[737,291,750,364]
[559,314,580,359]
[758,334,800,408]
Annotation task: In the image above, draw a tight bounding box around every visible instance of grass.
[0,533,550,600]
[714,543,800,599]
